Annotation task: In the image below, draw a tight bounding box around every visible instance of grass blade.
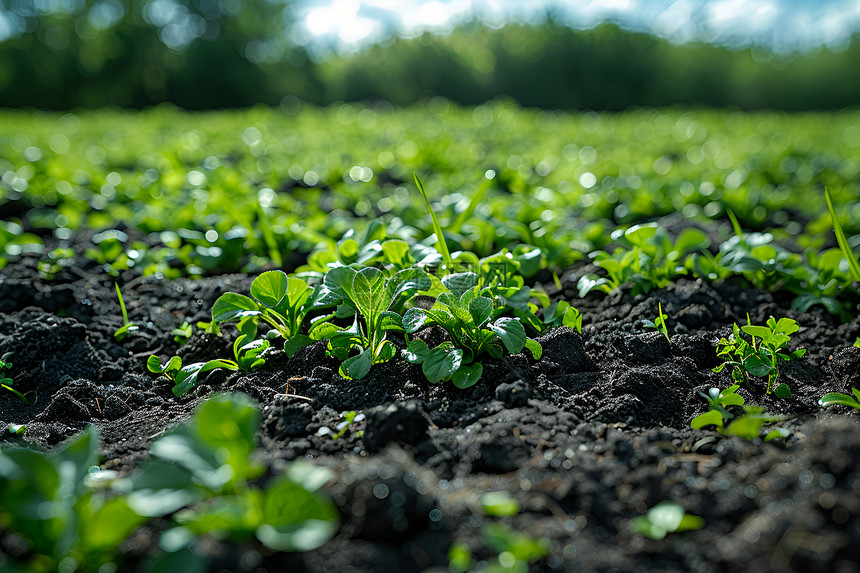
[413,173,453,268]
[825,187,860,282]
[449,174,493,234]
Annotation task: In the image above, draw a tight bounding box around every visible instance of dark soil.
[1,252,859,573]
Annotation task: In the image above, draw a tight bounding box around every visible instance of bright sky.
[294,0,860,55]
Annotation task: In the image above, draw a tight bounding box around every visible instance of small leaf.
[764,427,790,442]
[481,491,520,517]
[524,338,543,360]
[725,415,766,440]
[819,392,860,410]
[341,349,373,380]
[402,307,427,333]
[451,362,482,389]
[212,293,261,323]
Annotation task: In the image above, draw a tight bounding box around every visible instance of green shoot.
[413,172,453,269]
[113,283,139,341]
[725,207,745,245]
[855,337,860,349]
[317,411,365,439]
[172,321,194,345]
[631,501,705,540]
[448,172,494,234]
[644,302,670,341]
[825,187,860,282]
[819,387,860,410]
[0,354,28,405]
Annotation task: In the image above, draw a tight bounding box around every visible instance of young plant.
[819,387,860,411]
[317,411,366,440]
[147,355,239,397]
[825,187,860,282]
[402,273,542,388]
[0,426,147,572]
[630,501,705,540]
[212,271,318,357]
[713,316,805,397]
[311,266,431,380]
[644,302,670,341]
[126,394,338,561]
[113,282,139,341]
[172,321,194,346]
[690,385,745,431]
[0,353,28,404]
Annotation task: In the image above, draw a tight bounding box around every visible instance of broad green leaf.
[403,339,430,364]
[773,383,791,398]
[743,354,773,378]
[452,362,482,388]
[441,272,478,298]
[488,318,527,354]
[481,491,520,517]
[422,344,463,383]
[342,349,372,380]
[402,307,427,333]
[386,268,431,311]
[381,239,411,266]
[258,476,338,551]
[80,497,147,552]
[352,267,386,319]
[773,317,799,336]
[725,415,766,440]
[195,393,260,465]
[468,297,493,327]
[250,270,288,310]
[690,410,724,430]
[212,293,260,323]
[322,266,357,303]
[741,325,771,341]
[283,334,313,357]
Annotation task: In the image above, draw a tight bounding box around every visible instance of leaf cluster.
[713,317,805,396]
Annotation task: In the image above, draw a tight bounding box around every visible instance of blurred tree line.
[1,1,858,110]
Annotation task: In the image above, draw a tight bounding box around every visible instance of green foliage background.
[1,1,858,110]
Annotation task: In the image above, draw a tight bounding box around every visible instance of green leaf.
[690,410,724,430]
[352,267,387,320]
[488,318,527,354]
[257,475,338,552]
[481,491,520,517]
[825,187,860,282]
[741,325,771,341]
[422,344,463,383]
[524,338,543,360]
[743,354,773,378]
[468,296,493,327]
[644,501,685,532]
[441,273,478,298]
[403,339,430,364]
[414,173,453,268]
[250,270,288,310]
[212,293,261,323]
[451,362,482,389]
[764,427,790,442]
[725,415,766,440]
[341,349,372,380]
[773,383,791,398]
[381,239,411,266]
[80,497,147,553]
[819,392,860,410]
[402,308,427,333]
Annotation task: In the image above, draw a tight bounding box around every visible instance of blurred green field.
[2,102,859,283]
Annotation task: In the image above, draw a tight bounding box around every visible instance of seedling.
[312,266,431,380]
[691,388,789,440]
[643,302,670,341]
[212,271,319,357]
[113,282,139,341]
[713,316,805,397]
[172,321,194,346]
[0,354,28,405]
[317,411,365,439]
[402,273,542,388]
[819,387,860,411]
[854,337,860,349]
[630,501,705,540]
[147,354,240,397]
[413,172,454,270]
